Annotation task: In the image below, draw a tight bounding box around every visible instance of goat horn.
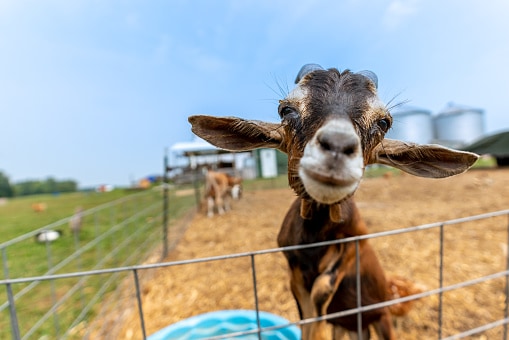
[358,70,378,88]
[295,63,324,84]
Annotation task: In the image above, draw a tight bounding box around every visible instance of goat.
[69,206,84,236]
[35,229,62,243]
[203,169,242,217]
[31,202,47,213]
[188,64,478,339]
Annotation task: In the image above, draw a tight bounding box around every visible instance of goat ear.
[188,115,286,152]
[368,139,479,178]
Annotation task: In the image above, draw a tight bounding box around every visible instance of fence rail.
[1,202,509,339]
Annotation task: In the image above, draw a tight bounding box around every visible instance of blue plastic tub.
[147,310,301,340]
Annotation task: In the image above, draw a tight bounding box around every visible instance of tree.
[13,177,78,196]
[0,171,14,197]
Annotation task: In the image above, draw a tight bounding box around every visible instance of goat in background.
[69,206,84,236]
[203,169,242,217]
[189,64,478,339]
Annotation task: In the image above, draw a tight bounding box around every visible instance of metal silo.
[386,106,434,144]
[433,103,485,147]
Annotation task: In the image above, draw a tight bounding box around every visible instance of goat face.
[189,65,478,204]
[279,68,391,204]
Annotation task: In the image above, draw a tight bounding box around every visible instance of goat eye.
[279,106,297,119]
[377,118,390,132]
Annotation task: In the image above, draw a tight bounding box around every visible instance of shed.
[462,129,509,166]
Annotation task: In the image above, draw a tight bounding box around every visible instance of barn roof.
[462,129,509,156]
[170,138,230,156]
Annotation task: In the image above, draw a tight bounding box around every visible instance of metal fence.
[0,188,174,339]
[1,188,509,339]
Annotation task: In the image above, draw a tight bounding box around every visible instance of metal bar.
[2,207,508,266]
[4,240,509,288]
[94,211,101,266]
[250,254,262,340]
[3,248,20,340]
[441,318,509,340]
[133,269,147,340]
[355,240,363,338]
[73,220,86,313]
[45,236,60,338]
[193,167,202,210]
[438,223,444,339]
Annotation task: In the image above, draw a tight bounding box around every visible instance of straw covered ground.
[112,168,509,339]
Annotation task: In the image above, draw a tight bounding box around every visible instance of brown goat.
[31,202,47,213]
[188,64,478,339]
[203,169,242,217]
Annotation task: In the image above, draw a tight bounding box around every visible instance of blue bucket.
[147,310,301,340]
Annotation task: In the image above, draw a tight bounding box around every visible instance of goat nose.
[317,128,360,157]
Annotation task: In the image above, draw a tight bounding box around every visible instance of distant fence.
[0,188,182,339]
[1,199,509,339]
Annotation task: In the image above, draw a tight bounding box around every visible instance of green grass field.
[0,186,196,339]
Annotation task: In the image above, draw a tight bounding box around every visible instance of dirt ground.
[114,167,509,339]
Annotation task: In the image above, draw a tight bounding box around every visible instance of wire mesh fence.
[1,186,509,339]
[0,188,173,339]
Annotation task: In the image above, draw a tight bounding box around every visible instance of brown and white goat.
[204,169,242,217]
[189,64,478,339]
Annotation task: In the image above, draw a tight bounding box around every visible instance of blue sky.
[1,0,508,188]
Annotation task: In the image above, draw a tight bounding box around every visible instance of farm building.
[433,102,485,148]
[386,103,486,149]
[385,106,434,144]
[462,129,509,166]
[169,137,287,183]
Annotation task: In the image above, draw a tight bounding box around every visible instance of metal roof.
[462,129,509,156]
[170,138,231,156]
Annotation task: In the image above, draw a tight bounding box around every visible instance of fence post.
[504,213,509,340]
[133,269,147,340]
[250,254,262,340]
[438,224,444,339]
[2,248,21,340]
[45,238,61,338]
[355,239,363,338]
[193,167,202,211]
[162,148,170,260]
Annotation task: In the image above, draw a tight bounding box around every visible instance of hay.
[111,168,508,339]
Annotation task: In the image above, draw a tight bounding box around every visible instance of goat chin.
[301,175,358,204]
[299,166,361,204]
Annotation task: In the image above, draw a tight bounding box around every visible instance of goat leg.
[309,242,357,339]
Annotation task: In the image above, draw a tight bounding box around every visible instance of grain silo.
[386,106,434,144]
[433,103,485,148]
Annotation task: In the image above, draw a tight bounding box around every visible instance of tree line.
[0,171,77,197]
